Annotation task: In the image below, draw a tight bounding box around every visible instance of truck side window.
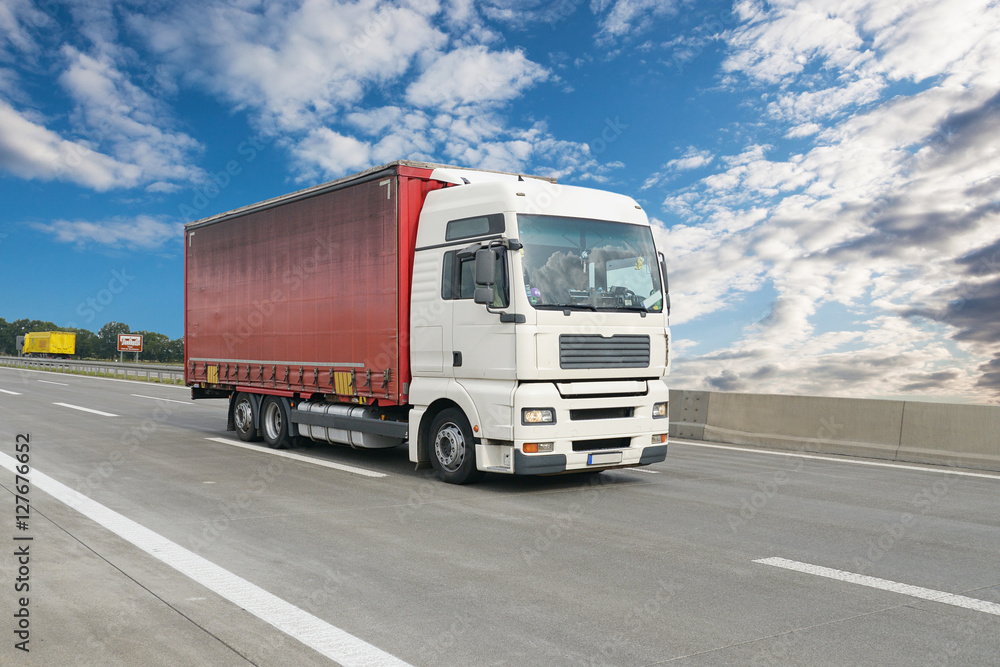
[445,214,505,241]
[441,250,509,307]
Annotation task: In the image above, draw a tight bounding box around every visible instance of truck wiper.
[534,303,598,312]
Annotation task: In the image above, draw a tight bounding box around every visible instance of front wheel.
[429,408,484,485]
[260,396,290,449]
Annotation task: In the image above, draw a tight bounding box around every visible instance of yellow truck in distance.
[22,331,76,358]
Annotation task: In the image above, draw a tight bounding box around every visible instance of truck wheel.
[233,393,259,442]
[260,396,290,449]
[429,408,484,484]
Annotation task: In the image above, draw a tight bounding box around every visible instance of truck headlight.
[652,402,668,419]
[522,408,555,424]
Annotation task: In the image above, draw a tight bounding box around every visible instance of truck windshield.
[517,214,663,312]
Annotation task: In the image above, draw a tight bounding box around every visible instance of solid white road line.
[755,557,1000,616]
[672,439,1000,480]
[0,452,413,667]
[0,388,21,395]
[38,379,69,386]
[206,437,387,478]
[131,393,192,405]
[53,402,118,417]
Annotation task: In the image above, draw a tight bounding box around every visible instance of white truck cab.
[408,171,670,483]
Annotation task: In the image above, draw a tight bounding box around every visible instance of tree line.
[0,318,183,363]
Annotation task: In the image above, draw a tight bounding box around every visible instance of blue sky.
[1,0,999,404]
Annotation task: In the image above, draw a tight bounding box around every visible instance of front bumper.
[510,379,669,474]
[512,443,667,475]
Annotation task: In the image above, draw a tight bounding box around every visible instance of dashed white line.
[0,452,413,667]
[755,557,1000,616]
[0,388,21,395]
[672,439,1000,480]
[131,393,192,405]
[38,379,69,386]
[206,437,387,478]
[53,402,118,417]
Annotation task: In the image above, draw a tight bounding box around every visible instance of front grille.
[569,407,634,421]
[572,437,632,452]
[559,334,650,369]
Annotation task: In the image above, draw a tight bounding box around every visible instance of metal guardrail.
[0,356,185,384]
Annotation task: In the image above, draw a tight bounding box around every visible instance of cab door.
[447,249,516,438]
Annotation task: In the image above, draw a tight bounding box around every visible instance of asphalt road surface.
[1,365,998,666]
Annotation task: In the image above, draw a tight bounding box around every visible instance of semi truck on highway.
[20,331,76,358]
[185,160,671,483]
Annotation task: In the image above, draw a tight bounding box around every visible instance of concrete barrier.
[668,389,1000,473]
[668,389,709,440]
[897,401,1000,470]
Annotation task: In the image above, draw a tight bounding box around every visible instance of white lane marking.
[672,439,1000,480]
[755,557,1000,616]
[626,468,660,474]
[0,452,413,667]
[38,379,69,386]
[53,402,118,417]
[131,393,192,405]
[0,388,22,395]
[206,438,387,478]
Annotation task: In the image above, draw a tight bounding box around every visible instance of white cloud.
[406,46,549,112]
[0,98,141,190]
[667,147,714,171]
[134,0,448,131]
[0,0,50,58]
[127,1,599,183]
[594,0,681,42]
[292,128,373,181]
[767,77,885,123]
[655,0,1000,402]
[722,5,865,85]
[32,215,182,249]
[58,46,204,189]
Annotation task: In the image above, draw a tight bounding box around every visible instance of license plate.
[588,451,623,466]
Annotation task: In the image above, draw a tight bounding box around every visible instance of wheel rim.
[263,401,282,442]
[235,399,253,433]
[434,422,466,472]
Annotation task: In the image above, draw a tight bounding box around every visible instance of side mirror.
[474,248,497,286]
[474,286,495,305]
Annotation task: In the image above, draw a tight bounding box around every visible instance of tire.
[428,408,484,484]
[233,393,259,442]
[260,396,290,449]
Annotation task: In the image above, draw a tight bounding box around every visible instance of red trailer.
[185,162,444,405]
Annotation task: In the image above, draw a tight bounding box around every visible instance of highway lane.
[0,365,998,666]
